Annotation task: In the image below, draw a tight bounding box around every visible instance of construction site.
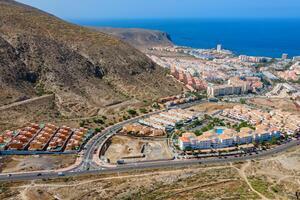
[103,135,173,164]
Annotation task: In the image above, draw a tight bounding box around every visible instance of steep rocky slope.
[0,0,182,117]
[93,27,174,49]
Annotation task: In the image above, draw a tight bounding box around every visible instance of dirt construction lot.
[0,154,77,173]
[104,135,173,163]
[190,102,238,114]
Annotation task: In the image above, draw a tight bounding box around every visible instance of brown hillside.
[0,0,182,117]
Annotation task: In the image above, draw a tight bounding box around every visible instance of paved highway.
[1,138,299,182]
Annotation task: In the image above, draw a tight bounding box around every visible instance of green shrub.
[93,118,105,124]
[95,128,101,132]
[127,109,137,115]
[79,120,85,127]
[139,108,148,114]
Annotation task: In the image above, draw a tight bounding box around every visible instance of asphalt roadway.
[1,99,299,182]
[1,138,299,182]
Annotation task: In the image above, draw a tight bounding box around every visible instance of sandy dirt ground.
[0,154,77,173]
[190,102,239,114]
[249,97,300,114]
[104,135,173,163]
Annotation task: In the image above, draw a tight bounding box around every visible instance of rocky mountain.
[92,27,174,49]
[0,0,182,117]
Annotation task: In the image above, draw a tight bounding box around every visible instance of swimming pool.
[216,128,224,135]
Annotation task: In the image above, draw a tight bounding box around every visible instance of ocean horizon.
[71,18,300,58]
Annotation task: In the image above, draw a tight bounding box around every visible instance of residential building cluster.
[158,94,199,107]
[170,66,207,91]
[207,84,245,97]
[148,54,255,84]
[266,83,300,99]
[66,127,91,151]
[1,123,93,152]
[6,123,40,150]
[29,123,58,151]
[277,62,300,81]
[207,76,263,97]
[148,46,182,53]
[262,71,279,81]
[221,105,300,135]
[47,126,73,151]
[178,125,280,150]
[0,130,19,150]
[149,46,233,60]
[239,55,270,63]
[121,124,166,137]
[266,59,292,71]
[293,56,300,61]
[139,108,198,132]
[187,47,233,60]
[178,104,300,151]
[282,53,289,60]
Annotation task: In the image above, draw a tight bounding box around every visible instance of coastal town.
[1,0,300,199]
[148,45,300,100]
[2,0,300,199]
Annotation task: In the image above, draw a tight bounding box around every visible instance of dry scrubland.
[249,98,300,114]
[0,154,77,173]
[0,93,151,133]
[1,146,300,200]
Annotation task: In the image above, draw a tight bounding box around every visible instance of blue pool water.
[216,128,224,135]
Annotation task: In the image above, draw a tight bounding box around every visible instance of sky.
[17,0,300,20]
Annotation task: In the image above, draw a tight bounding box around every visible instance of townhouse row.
[0,123,92,152]
[121,124,165,137]
[138,108,199,132]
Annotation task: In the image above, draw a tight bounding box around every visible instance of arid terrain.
[104,135,173,163]
[190,102,238,114]
[1,145,299,200]
[0,154,77,173]
[249,97,300,114]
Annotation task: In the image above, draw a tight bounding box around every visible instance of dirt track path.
[19,181,34,200]
[232,161,269,200]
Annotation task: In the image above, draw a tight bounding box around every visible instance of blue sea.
[72,19,300,58]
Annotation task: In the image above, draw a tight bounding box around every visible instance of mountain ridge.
[92,27,174,49]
